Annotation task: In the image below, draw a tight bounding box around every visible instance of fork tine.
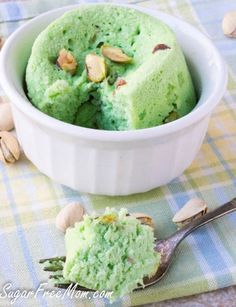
[49,274,63,279]
[39,256,66,264]
[40,256,95,292]
[54,282,95,292]
[43,264,63,272]
[54,282,76,289]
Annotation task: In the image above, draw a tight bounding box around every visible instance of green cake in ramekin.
[26,5,196,130]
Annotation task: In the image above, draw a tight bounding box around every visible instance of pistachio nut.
[99,214,117,224]
[101,45,132,63]
[152,43,170,54]
[56,49,77,75]
[116,79,127,88]
[164,111,179,123]
[85,53,107,83]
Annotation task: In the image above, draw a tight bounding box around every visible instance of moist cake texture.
[26,5,196,130]
[63,208,160,299]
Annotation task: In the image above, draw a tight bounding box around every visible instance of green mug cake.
[26,5,196,130]
[63,208,160,300]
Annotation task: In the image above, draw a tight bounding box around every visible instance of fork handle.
[165,198,236,248]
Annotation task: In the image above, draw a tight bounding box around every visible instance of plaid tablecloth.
[0,0,236,306]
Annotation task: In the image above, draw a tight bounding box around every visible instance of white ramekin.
[0,4,227,195]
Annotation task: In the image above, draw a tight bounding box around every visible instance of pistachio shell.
[0,103,14,131]
[172,198,208,225]
[56,203,85,233]
[130,212,155,229]
[222,11,236,38]
[0,131,20,164]
[101,45,132,63]
[1,140,15,163]
[85,54,107,82]
[0,147,5,163]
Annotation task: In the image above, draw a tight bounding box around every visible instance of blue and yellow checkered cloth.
[0,1,236,306]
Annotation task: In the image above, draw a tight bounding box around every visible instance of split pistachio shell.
[222,11,236,38]
[0,103,14,131]
[130,212,155,229]
[56,203,85,232]
[0,131,20,164]
[85,54,107,83]
[172,198,208,227]
[101,45,132,63]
